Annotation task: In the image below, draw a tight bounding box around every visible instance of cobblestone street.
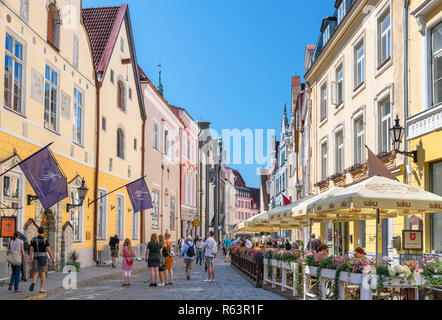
[47,256,286,300]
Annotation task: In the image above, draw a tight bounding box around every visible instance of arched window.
[47,3,61,49]
[117,128,125,159]
[117,80,125,110]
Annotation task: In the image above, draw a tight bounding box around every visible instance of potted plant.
[66,250,81,272]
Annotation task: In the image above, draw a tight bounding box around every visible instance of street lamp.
[66,178,89,212]
[389,115,418,163]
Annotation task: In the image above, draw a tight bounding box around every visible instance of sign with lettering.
[0,217,16,238]
[402,230,423,250]
[192,220,201,227]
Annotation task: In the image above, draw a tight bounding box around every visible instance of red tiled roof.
[249,187,260,205]
[232,169,247,188]
[82,5,127,73]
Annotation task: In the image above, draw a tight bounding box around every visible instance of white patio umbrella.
[309,175,442,261]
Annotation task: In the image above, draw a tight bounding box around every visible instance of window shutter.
[331,81,338,105]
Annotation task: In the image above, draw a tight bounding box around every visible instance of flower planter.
[320,268,336,279]
[282,262,290,270]
[339,272,363,285]
[305,266,318,276]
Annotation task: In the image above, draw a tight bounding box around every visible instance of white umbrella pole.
[376,208,380,263]
[337,214,340,256]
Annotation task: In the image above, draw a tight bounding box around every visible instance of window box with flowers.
[377,151,395,168]
[330,172,346,186]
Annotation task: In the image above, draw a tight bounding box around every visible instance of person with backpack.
[120,238,135,287]
[28,227,56,294]
[182,236,195,280]
[109,234,120,268]
[203,231,217,282]
[164,233,174,285]
[7,231,26,293]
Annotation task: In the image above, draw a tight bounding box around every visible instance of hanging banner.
[0,217,16,238]
[19,147,68,210]
[126,177,153,212]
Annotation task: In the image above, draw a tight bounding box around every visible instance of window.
[110,70,114,83]
[187,137,191,159]
[354,41,365,89]
[44,65,58,131]
[117,80,125,111]
[379,98,392,153]
[97,189,107,240]
[134,138,137,151]
[320,83,327,120]
[357,220,366,248]
[120,37,124,52]
[102,117,106,131]
[321,141,327,180]
[354,117,364,164]
[117,128,125,159]
[337,1,346,24]
[335,131,344,173]
[335,64,343,105]
[323,25,330,45]
[1,171,23,242]
[430,161,442,252]
[171,139,176,162]
[164,130,169,156]
[170,197,176,230]
[116,195,124,237]
[432,23,442,106]
[69,188,82,242]
[129,87,132,100]
[378,11,391,66]
[47,3,60,48]
[132,212,139,240]
[4,33,24,114]
[153,123,159,150]
[151,191,159,229]
[73,88,83,145]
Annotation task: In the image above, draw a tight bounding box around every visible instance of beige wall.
[142,82,183,242]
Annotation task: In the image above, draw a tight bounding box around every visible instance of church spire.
[283,103,289,129]
[157,61,164,96]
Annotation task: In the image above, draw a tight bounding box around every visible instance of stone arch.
[61,222,74,267]
[46,0,62,48]
[23,218,38,242]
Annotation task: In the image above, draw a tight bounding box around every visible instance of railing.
[230,251,263,288]
[263,258,301,297]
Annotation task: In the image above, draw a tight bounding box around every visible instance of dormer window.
[323,25,331,44]
[337,1,346,25]
[47,3,61,49]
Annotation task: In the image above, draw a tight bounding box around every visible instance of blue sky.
[84,0,332,188]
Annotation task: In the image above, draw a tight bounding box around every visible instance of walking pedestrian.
[120,238,135,287]
[109,234,120,268]
[28,227,56,294]
[158,234,167,286]
[164,233,174,285]
[223,236,232,263]
[195,236,204,266]
[145,233,162,287]
[284,238,292,251]
[182,236,195,280]
[178,236,185,257]
[307,233,319,252]
[19,232,29,281]
[203,231,217,282]
[7,231,26,293]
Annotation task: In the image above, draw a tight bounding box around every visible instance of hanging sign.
[192,219,201,227]
[402,230,423,250]
[0,217,17,238]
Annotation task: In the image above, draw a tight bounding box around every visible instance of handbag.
[7,241,22,266]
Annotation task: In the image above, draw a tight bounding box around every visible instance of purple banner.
[126,177,152,213]
[19,147,68,210]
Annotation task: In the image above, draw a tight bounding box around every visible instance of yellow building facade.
[406,0,442,254]
[0,0,97,269]
[305,0,410,261]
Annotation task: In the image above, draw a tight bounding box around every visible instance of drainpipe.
[92,78,102,265]
[141,118,146,243]
[404,0,410,236]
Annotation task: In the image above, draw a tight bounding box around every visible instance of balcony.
[407,104,442,140]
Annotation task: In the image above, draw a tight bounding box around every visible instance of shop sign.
[0,217,17,238]
[402,230,423,250]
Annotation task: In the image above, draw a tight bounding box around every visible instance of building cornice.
[411,0,442,35]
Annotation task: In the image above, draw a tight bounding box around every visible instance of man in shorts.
[203,231,217,282]
[28,227,55,294]
[109,234,120,268]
